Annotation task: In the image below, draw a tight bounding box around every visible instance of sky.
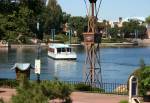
[57,0,150,21]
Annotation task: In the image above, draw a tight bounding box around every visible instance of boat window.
[62,48,65,52]
[57,48,61,53]
[67,48,71,52]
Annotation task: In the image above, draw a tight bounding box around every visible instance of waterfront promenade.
[0,87,128,103]
[9,38,150,48]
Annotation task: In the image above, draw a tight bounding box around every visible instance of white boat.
[48,43,77,60]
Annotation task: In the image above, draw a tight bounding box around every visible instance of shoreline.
[8,42,150,48]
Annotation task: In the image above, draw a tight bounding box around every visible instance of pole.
[35,20,41,83]
[69,29,72,44]
[51,29,55,42]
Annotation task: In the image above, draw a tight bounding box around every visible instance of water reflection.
[0,46,150,83]
[0,48,9,65]
[47,58,77,81]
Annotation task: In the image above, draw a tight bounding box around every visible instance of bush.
[74,83,104,92]
[0,79,18,88]
[119,100,128,103]
[40,80,73,102]
[12,83,48,103]
[130,60,150,96]
[0,98,4,103]
[55,34,68,43]
[11,80,73,103]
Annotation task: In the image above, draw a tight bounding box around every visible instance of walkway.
[0,88,128,103]
[71,92,128,103]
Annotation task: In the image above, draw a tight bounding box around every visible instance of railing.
[59,81,128,95]
[0,79,128,95]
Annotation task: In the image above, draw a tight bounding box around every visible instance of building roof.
[11,63,32,71]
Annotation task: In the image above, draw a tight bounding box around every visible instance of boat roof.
[49,44,70,48]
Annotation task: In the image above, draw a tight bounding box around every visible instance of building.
[108,17,123,28]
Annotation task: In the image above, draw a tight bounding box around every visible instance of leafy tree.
[121,20,146,38]
[68,16,88,41]
[0,1,19,14]
[0,14,7,39]
[107,27,119,38]
[146,16,150,24]
[18,0,45,40]
[62,12,71,24]
[43,0,62,33]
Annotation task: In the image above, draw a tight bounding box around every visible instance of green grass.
[119,100,128,103]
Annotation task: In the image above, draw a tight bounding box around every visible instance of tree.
[0,1,19,14]
[146,16,150,24]
[68,16,88,40]
[62,12,71,24]
[121,20,146,38]
[0,0,46,42]
[107,26,119,38]
[43,0,62,33]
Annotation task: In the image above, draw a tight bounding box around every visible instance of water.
[0,46,150,83]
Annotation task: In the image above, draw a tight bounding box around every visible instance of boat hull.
[48,52,77,60]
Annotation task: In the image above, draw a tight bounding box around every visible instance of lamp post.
[51,29,55,42]
[69,29,72,44]
[35,20,41,83]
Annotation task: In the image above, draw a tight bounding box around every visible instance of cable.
[96,0,103,18]
[83,0,89,15]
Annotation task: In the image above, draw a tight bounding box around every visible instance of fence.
[60,81,128,95]
[0,79,128,95]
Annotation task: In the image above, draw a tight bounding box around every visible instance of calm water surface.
[0,46,150,83]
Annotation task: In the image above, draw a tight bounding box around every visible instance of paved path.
[2,88,149,103]
[71,92,128,103]
[0,88,16,102]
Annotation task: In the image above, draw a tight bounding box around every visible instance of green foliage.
[101,38,127,43]
[68,16,88,40]
[12,80,73,103]
[0,98,4,103]
[0,79,18,88]
[43,0,62,32]
[119,100,128,103]
[12,83,48,103]
[107,27,119,38]
[40,80,72,102]
[121,20,146,38]
[74,83,104,92]
[0,1,19,14]
[55,34,68,43]
[146,16,150,24]
[131,60,150,96]
[62,12,71,23]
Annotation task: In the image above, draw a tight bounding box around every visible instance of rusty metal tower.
[83,0,102,85]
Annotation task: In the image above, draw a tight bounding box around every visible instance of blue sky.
[57,0,150,21]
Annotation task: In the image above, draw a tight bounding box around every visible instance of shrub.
[119,100,128,103]
[40,80,73,102]
[74,83,104,92]
[12,82,48,103]
[55,34,68,43]
[0,79,18,88]
[0,98,4,103]
[130,59,150,96]
[11,80,73,103]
